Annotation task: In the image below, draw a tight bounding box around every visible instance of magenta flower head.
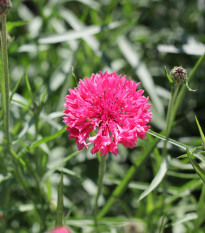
[49,226,71,233]
[63,71,152,156]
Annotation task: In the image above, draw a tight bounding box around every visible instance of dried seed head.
[170,66,187,85]
[0,0,12,16]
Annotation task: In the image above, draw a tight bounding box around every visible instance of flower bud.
[49,226,71,233]
[0,0,12,16]
[170,66,187,85]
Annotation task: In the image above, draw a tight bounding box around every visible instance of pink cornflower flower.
[63,71,152,156]
[49,226,71,233]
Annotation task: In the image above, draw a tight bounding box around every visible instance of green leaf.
[186,147,205,183]
[195,184,205,229]
[10,74,24,101]
[11,99,28,108]
[195,116,205,143]
[10,148,26,167]
[43,150,81,181]
[137,155,170,202]
[164,66,173,83]
[165,212,197,228]
[0,173,12,184]
[148,130,188,150]
[185,81,197,92]
[25,73,34,102]
[39,88,47,112]
[38,21,123,44]
[27,126,67,151]
[7,21,29,33]
[56,172,64,226]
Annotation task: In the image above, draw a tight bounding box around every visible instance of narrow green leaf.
[11,99,28,108]
[186,147,205,183]
[177,153,187,159]
[39,88,47,111]
[164,66,173,83]
[165,213,197,228]
[39,21,123,44]
[27,126,67,151]
[41,89,47,103]
[25,73,33,102]
[43,150,81,181]
[148,130,188,150]
[137,155,170,202]
[0,173,12,184]
[195,116,205,143]
[46,178,52,202]
[195,184,205,229]
[10,74,24,101]
[7,20,29,33]
[185,81,197,92]
[10,148,26,167]
[72,66,78,87]
[56,172,64,226]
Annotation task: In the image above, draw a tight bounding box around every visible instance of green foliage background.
[0,0,205,232]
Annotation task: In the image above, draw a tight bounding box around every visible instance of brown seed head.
[0,0,12,16]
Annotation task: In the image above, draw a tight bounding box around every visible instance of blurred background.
[1,0,205,232]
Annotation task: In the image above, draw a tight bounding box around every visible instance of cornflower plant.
[1,1,205,233]
[63,71,152,230]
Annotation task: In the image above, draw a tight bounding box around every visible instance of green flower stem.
[162,83,180,156]
[159,83,180,233]
[93,155,106,231]
[1,14,10,151]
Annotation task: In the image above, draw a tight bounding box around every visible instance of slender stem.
[162,84,180,156]
[93,156,106,231]
[159,83,180,233]
[1,14,10,151]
